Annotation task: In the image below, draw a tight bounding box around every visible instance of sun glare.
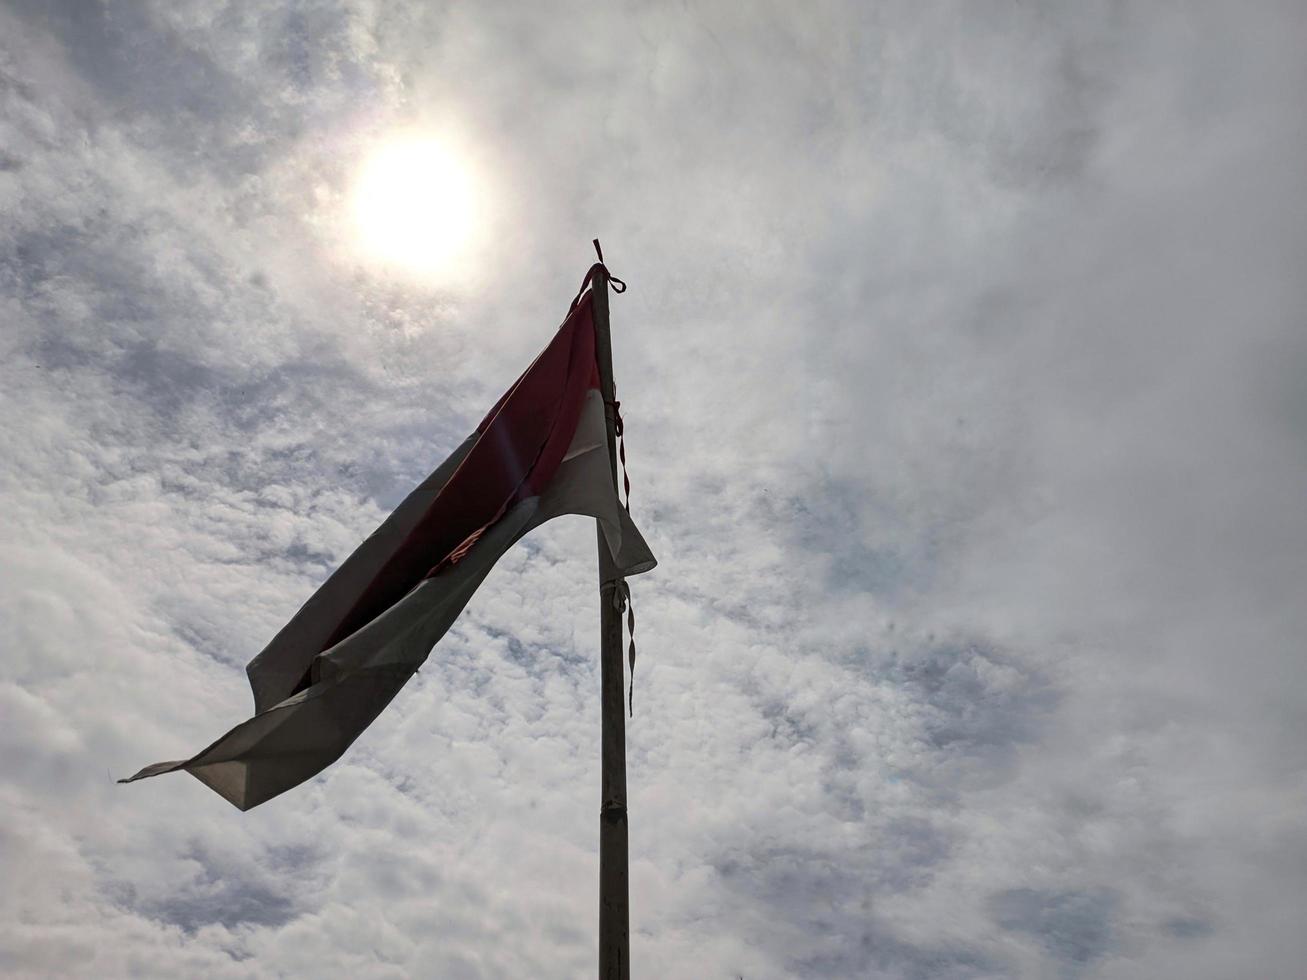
[351,134,480,278]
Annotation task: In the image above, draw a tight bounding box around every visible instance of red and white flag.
[122,264,655,810]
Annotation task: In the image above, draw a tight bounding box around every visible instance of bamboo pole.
[591,262,631,980]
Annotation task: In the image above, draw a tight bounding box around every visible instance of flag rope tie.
[569,263,626,312]
[570,241,626,314]
[601,578,637,716]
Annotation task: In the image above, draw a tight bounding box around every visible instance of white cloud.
[2,1,1305,977]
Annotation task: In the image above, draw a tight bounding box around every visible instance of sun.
[350,134,481,278]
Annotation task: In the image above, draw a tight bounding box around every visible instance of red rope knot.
[568,240,626,312]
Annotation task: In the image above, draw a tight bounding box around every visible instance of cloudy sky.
[3,2,1306,977]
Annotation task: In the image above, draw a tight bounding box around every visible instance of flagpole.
[591,260,631,980]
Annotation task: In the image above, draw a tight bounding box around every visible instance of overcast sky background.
[2,2,1306,978]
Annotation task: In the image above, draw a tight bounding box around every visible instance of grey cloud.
[887,643,1057,793]
[114,870,299,935]
[1161,917,1213,940]
[7,0,239,121]
[713,841,997,979]
[989,887,1118,972]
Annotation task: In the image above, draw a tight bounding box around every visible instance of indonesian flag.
[122,268,656,810]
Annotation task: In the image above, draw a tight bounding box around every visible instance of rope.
[569,239,626,313]
[607,392,632,514]
[600,577,638,716]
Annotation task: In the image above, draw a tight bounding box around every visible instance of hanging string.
[607,391,632,513]
[601,578,638,716]
[608,388,636,712]
[624,583,636,716]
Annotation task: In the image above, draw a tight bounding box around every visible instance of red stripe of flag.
[319,293,600,654]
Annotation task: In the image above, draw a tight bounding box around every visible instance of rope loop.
[569,240,626,312]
